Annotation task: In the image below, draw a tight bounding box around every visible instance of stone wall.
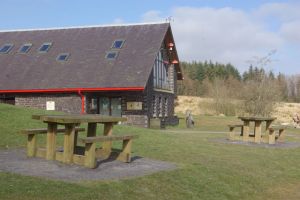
[122,115,149,128]
[15,93,82,114]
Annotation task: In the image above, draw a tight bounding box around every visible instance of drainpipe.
[78,90,85,114]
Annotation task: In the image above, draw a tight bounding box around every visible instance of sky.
[0,0,299,75]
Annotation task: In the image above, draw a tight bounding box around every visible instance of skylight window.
[19,43,32,53]
[0,44,13,54]
[106,51,118,59]
[112,40,125,49]
[57,53,70,61]
[39,42,52,53]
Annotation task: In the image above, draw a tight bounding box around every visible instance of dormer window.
[57,53,70,61]
[112,40,125,49]
[19,43,32,53]
[39,42,52,53]
[0,44,13,54]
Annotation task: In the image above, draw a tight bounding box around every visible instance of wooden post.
[63,124,76,164]
[229,127,235,140]
[46,123,57,160]
[87,123,97,137]
[102,122,113,155]
[84,142,96,168]
[117,139,132,162]
[243,121,250,142]
[27,134,37,157]
[84,122,97,168]
[278,129,285,142]
[264,120,273,143]
[268,129,275,144]
[254,121,262,143]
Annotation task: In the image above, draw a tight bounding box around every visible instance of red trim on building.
[0,87,145,94]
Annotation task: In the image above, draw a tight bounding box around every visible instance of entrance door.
[111,98,122,116]
[99,97,122,116]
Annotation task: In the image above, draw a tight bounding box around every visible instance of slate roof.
[0,22,181,92]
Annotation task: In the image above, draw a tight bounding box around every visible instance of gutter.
[0,87,145,93]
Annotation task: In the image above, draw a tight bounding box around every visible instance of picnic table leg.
[46,123,57,160]
[27,134,37,157]
[278,129,286,142]
[102,122,113,156]
[63,124,76,164]
[268,129,275,144]
[84,123,97,168]
[254,121,262,143]
[264,120,273,143]
[117,139,132,163]
[243,121,250,142]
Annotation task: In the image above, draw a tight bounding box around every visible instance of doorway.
[94,97,122,116]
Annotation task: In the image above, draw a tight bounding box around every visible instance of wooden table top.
[32,114,127,124]
[238,116,276,121]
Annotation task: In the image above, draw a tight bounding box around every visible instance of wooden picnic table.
[31,114,127,165]
[238,116,276,143]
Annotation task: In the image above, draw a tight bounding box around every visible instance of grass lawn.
[1,103,300,200]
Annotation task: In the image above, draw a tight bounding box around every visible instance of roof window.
[57,53,70,61]
[106,51,118,60]
[0,44,13,54]
[39,42,52,53]
[19,43,32,53]
[112,40,125,49]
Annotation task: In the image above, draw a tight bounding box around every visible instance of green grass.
[1,103,300,200]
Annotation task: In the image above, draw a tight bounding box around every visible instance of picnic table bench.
[79,134,139,168]
[21,114,139,168]
[21,127,85,157]
[228,116,287,144]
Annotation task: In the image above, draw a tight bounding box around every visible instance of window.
[0,44,13,54]
[57,53,70,61]
[153,50,170,90]
[19,43,32,53]
[112,40,125,49]
[106,51,118,59]
[39,42,52,53]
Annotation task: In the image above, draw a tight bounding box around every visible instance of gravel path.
[0,149,176,182]
[213,138,300,148]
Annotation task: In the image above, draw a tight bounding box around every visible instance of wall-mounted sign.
[127,102,142,110]
[46,101,55,111]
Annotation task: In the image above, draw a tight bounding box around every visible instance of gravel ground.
[0,149,176,183]
[213,138,300,148]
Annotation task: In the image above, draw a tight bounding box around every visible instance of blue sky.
[1,0,299,75]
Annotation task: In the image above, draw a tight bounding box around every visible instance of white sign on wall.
[46,101,55,111]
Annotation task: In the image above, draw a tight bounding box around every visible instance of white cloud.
[140,3,300,74]
[280,20,300,44]
[142,10,164,22]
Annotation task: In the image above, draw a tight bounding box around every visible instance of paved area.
[213,138,300,148]
[0,148,176,182]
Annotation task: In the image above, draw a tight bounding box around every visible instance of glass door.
[99,97,110,116]
[111,98,122,116]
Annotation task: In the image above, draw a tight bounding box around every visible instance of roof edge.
[0,21,169,33]
[0,87,144,93]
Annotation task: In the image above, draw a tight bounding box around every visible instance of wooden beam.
[27,134,37,157]
[80,135,139,143]
[243,121,250,142]
[254,121,262,143]
[102,122,113,154]
[63,124,76,164]
[46,123,57,160]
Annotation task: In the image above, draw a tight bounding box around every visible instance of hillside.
[175,95,300,123]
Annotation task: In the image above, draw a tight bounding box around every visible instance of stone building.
[0,22,183,128]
